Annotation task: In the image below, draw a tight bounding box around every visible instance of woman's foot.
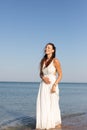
[55,124,62,128]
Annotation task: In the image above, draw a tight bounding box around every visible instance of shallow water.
[0,82,87,130]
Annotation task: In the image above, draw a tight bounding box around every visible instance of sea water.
[0,82,87,129]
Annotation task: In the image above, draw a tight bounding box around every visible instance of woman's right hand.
[42,76,51,84]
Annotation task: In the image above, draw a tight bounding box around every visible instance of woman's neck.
[47,54,52,60]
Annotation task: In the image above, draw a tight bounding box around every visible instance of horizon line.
[0,81,87,84]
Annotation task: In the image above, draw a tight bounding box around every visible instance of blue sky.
[0,0,87,82]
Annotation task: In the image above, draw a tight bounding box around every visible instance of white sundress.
[36,61,61,129]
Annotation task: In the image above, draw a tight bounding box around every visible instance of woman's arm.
[53,58,62,85]
[51,58,62,93]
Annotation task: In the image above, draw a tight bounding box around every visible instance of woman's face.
[45,44,54,55]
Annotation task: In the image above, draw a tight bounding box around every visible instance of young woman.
[36,43,62,129]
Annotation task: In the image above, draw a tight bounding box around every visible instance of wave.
[62,112,86,119]
[0,116,36,130]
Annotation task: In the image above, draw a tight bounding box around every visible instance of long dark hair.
[40,43,56,78]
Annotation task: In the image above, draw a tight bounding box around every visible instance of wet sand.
[3,124,87,130]
[2,113,87,130]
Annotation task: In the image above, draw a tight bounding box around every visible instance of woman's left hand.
[51,84,56,93]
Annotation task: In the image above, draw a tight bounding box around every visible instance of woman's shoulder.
[53,58,60,63]
[53,58,60,66]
